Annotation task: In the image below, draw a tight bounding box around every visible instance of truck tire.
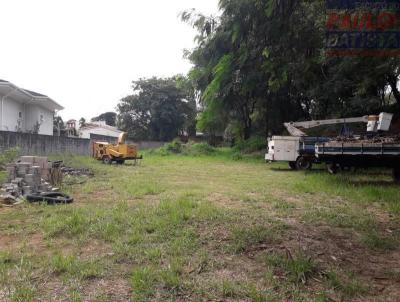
[296,156,312,170]
[289,162,297,170]
[27,192,74,204]
[327,163,339,174]
[393,168,400,183]
[102,156,112,165]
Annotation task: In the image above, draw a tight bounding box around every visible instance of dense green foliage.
[183,0,400,140]
[117,77,196,141]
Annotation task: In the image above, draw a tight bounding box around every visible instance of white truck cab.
[265,136,300,162]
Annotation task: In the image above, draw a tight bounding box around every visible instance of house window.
[18,112,22,118]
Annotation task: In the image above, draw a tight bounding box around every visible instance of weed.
[231,225,282,253]
[325,270,367,297]
[266,252,316,284]
[51,254,103,280]
[131,267,157,301]
[0,147,19,168]
[221,280,241,298]
[361,231,397,250]
[160,268,181,292]
[244,284,275,302]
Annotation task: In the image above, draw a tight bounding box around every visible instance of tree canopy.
[182,0,400,140]
[117,77,196,141]
[91,112,117,126]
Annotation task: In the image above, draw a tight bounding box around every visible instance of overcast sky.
[1,0,219,121]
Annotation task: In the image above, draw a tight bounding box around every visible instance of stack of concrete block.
[1,156,55,202]
[19,156,49,180]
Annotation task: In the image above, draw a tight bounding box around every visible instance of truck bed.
[315,141,400,168]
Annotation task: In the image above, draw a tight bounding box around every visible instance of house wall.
[25,104,54,136]
[0,96,54,136]
[1,97,25,132]
[80,127,122,139]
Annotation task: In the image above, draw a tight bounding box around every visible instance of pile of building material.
[0,156,57,206]
[334,134,400,144]
[61,167,94,177]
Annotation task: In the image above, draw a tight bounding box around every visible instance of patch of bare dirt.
[82,277,132,302]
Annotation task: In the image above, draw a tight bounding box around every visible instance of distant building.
[0,79,64,135]
[66,119,78,137]
[79,121,123,139]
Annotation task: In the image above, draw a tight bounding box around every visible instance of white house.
[0,79,64,135]
[79,121,123,139]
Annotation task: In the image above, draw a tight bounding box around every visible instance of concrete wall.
[0,131,91,156]
[0,131,165,157]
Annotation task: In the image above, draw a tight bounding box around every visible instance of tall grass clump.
[152,140,217,156]
[234,136,266,154]
[0,147,19,168]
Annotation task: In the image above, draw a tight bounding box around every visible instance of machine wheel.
[116,159,125,165]
[393,168,400,183]
[327,163,339,174]
[296,157,312,170]
[289,162,297,170]
[102,156,112,165]
[340,165,352,172]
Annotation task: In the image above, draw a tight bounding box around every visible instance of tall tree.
[91,112,117,126]
[53,115,65,136]
[79,118,86,128]
[183,0,400,140]
[117,77,196,141]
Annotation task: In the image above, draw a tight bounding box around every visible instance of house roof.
[0,79,64,111]
[23,89,48,98]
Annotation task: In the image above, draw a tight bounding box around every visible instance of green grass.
[0,150,399,301]
[230,224,285,253]
[51,254,104,280]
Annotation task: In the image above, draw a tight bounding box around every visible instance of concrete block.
[20,156,36,164]
[22,186,32,196]
[16,163,31,177]
[29,166,41,175]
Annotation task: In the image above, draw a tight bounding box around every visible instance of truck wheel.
[393,168,400,183]
[327,163,338,174]
[102,156,112,165]
[339,165,352,172]
[296,157,312,170]
[289,162,297,170]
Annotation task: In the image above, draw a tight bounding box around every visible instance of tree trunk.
[388,74,400,110]
[243,123,252,140]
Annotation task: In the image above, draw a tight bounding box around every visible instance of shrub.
[185,143,216,156]
[165,139,183,154]
[234,136,266,154]
[266,251,316,284]
[0,147,19,169]
[152,141,217,157]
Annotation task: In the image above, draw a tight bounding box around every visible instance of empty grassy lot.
[1,149,400,301]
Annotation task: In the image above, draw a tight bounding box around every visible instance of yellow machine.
[92,132,142,164]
